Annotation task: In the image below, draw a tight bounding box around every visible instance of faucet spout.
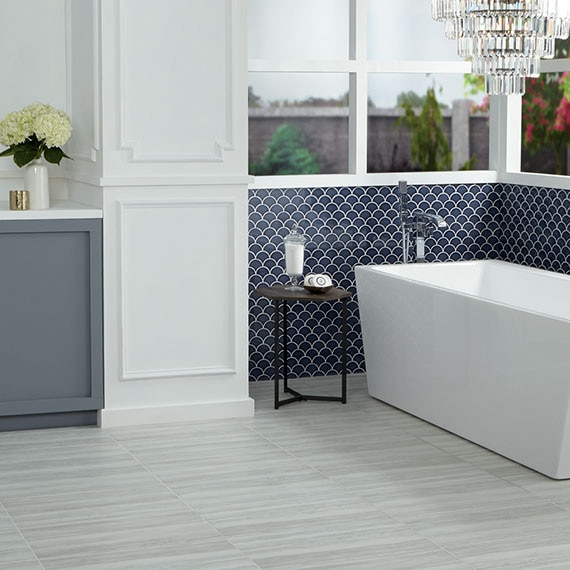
[413,212,448,230]
[396,181,448,264]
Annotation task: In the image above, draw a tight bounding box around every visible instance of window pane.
[248,0,349,60]
[367,74,488,173]
[521,40,570,175]
[522,75,569,175]
[249,73,349,175]
[367,0,460,61]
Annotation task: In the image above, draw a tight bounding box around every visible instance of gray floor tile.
[410,501,570,550]
[38,536,255,570]
[2,376,570,569]
[238,528,458,570]
[447,531,570,568]
[0,562,44,570]
[0,509,39,568]
[345,464,541,520]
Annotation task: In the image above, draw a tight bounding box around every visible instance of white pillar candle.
[285,243,304,276]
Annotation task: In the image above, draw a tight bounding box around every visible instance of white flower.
[0,103,72,166]
[33,107,72,148]
[0,111,30,146]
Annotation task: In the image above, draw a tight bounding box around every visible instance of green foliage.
[250,124,320,175]
[464,74,485,97]
[396,91,448,110]
[555,37,570,58]
[396,87,452,171]
[396,91,427,109]
[248,86,262,108]
[459,155,478,170]
[0,134,71,167]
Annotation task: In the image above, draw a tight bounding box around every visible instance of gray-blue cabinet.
[0,218,103,430]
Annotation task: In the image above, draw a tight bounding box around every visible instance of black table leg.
[342,297,347,404]
[263,290,349,409]
[283,301,288,393]
[274,300,279,410]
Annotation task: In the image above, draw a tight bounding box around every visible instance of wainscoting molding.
[118,198,237,381]
[117,0,235,163]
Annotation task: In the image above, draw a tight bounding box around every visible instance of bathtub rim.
[355,259,570,325]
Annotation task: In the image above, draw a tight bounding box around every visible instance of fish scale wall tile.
[248,184,503,382]
[501,184,570,274]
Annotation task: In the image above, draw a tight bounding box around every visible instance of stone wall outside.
[249,105,566,174]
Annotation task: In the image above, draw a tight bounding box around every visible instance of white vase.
[24,159,50,210]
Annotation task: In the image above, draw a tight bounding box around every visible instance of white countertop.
[0,200,102,220]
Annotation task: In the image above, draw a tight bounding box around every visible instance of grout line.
[104,431,264,569]
[0,502,46,570]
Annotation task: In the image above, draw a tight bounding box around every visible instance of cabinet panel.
[0,219,103,426]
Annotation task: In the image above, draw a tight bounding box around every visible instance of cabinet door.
[0,219,103,418]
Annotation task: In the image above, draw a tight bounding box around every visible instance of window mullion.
[489,95,522,174]
[348,0,367,175]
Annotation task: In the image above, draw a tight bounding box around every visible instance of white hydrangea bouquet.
[0,102,72,167]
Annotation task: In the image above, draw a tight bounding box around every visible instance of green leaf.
[43,147,64,164]
[0,147,15,157]
[14,148,39,167]
[44,147,72,164]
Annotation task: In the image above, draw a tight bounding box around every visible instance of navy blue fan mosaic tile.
[248,184,502,382]
[500,184,570,274]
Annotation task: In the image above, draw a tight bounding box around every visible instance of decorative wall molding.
[117,197,237,381]
[65,0,100,164]
[121,365,237,382]
[117,0,235,163]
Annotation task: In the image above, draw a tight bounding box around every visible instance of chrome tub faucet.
[398,181,448,263]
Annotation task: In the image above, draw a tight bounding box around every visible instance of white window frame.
[248,0,569,190]
[500,58,570,190]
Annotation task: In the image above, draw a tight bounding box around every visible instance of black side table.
[253,285,352,409]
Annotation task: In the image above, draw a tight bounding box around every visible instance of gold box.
[9,190,29,211]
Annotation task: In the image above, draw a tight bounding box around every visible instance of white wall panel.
[98,0,247,178]
[119,198,235,379]
[0,1,67,117]
[120,0,233,162]
[0,0,69,195]
[101,183,252,426]
[66,0,100,171]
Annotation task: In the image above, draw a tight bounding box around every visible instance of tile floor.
[2,376,570,569]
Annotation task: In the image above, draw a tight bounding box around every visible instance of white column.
[489,95,522,175]
[86,0,253,426]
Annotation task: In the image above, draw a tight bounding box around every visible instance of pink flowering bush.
[465,39,570,175]
[522,74,570,174]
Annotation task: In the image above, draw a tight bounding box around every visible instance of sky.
[248,0,476,108]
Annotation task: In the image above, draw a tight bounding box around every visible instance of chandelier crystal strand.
[431,0,570,95]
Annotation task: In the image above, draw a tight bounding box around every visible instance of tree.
[396,91,427,109]
[248,86,262,108]
[396,87,452,171]
[396,89,449,110]
[466,39,570,175]
[250,124,320,175]
[522,74,570,175]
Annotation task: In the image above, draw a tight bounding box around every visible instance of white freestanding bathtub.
[355,260,570,479]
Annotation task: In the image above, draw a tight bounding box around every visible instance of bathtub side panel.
[356,265,570,479]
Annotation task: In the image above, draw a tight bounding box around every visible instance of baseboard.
[97,397,255,428]
[0,411,98,432]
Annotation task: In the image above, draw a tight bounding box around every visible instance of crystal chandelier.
[432,0,570,95]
